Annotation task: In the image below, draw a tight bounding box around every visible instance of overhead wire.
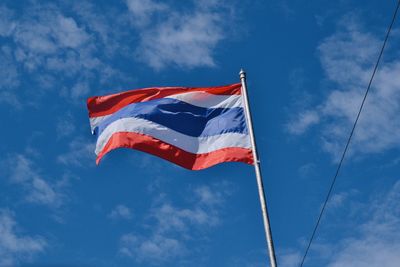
[298,1,400,266]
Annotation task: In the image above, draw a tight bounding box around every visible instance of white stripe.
[165,91,243,109]
[95,117,251,155]
[89,92,243,131]
[90,115,111,132]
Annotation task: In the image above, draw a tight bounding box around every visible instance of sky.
[0,0,400,266]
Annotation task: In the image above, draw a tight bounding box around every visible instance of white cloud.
[227,248,267,267]
[53,15,90,48]
[6,154,64,208]
[26,177,58,206]
[0,210,46,266]
[120,233,185,264]
[127,0,232,69]
[12,10,90,68]
[56,114,76,139]
[0,0,234,106]
[279,250,302,267]
[126,0,167,27]
[108,205,133,220]
[194,185,224,206]
[152,203,218,234]
[119,183,232,264]
[285,181,400,267]
[0,6,16,37]
[328,192,348,209]
[69,81,90,99]
[70,1,130,59]
[57,137,95,167]
[287,110,320,135]
[287,19,400,158]
[0,46,19,88]
[0,2,131,105]
[0,45,20,107]
[298,163,316,178]
[324,181,400,267]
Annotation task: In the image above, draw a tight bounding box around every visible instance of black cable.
[299,1,400,266]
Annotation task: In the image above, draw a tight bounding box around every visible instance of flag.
[87,83,254,170]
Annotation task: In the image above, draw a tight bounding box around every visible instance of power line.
[299,1,400,266]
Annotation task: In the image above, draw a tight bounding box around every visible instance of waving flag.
[87,83,253,170]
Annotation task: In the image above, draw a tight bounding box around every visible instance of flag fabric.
[87,83,254,170]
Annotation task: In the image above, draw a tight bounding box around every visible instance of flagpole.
[239,69,278,267]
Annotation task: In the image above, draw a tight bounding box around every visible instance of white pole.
[239,69,278,267]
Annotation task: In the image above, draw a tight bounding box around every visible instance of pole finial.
[239,68,246,79]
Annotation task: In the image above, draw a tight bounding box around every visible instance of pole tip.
[239,68,246,79]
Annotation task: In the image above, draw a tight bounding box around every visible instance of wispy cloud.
[227,248,266,267]
[56,114,76,140]
[279,249,302,267]
[57,137,95,167]
[287,17,400,158]
[194,184,226,206]
[0,2,130,105]
[0,210,46,266]
[9,6,91,75]
[298,163,317,178]
[325,181,400,267]
[126,0,167,27]
[5,154,65,208]
[108,205,133,220]
[120,233,186,264]
[119,182,232,265]
[287,110,320,135]
[283,180,400,267]
[126,0,235,70]
[0,0,237,107]
[0,45,20,107]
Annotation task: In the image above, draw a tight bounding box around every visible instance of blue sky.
[0,0,400,266]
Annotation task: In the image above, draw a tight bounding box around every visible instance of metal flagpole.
[239,69,278,267]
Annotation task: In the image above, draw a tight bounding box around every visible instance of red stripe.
[96,131,253,170]
[87,83,242,118]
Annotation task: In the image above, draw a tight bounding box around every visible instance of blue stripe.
[95,98,248,138]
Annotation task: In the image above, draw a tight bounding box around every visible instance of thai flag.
[87,83,254,170]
